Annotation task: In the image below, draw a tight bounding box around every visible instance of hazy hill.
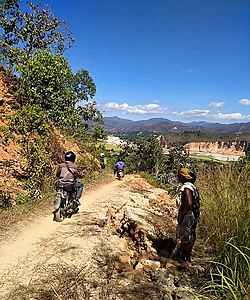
[104,116,250,134]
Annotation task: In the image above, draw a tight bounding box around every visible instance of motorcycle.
[53,181,79,222]
[117,169,124,180]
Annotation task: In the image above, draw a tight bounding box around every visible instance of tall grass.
[197,163,250,299]
[198,163,250,251]
[197,243,250,300]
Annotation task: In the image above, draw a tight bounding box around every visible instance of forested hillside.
[0,1,106,207]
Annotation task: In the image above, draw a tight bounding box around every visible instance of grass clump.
[198,163,250,299]
[199,163,250,251]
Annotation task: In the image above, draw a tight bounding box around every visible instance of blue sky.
[37,0,250,123]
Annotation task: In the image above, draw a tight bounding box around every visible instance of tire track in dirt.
[0,175,126,297]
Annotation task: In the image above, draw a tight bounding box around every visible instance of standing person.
[99,153,106,169]
[56,151,84,208]
[176,168,200,268]
[114,158,125,178]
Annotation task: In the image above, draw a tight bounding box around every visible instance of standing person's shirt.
[56,162,82,183]
[176,182,200,223]
[115,161,125,170]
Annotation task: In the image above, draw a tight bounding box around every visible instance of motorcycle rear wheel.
[53,208,65,222]
[118,172,123,180]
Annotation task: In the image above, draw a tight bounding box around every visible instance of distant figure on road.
[99,153,107,169]
[175,168,200,269]
[114,159,125,178]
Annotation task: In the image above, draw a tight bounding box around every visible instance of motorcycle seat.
[55,181,75,192]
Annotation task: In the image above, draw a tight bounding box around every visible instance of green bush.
[16,191,28,205]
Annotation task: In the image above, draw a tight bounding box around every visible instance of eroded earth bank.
[0,174,206,300]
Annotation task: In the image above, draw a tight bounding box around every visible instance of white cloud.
[208,102,225,109]
[212,112,244,120]
[239,98,250,106]
[105,102,166,114]
[173,109,210,117]
[173,109,250,122]
[103,101,250,123]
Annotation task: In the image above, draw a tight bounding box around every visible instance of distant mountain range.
[103,116,250,134]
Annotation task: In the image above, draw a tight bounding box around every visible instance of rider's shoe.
[67,208,74,214]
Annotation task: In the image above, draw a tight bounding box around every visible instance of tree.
[16,50,74,113]
[72,69,96,103]
[91,125,108,141]
[120,135,164,174]
[73,69,104,126]
[166,144,190,170]
[0,0,74,68]
[15,50,103,132]
[0,0,105,132]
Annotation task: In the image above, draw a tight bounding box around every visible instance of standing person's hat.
[178,168,192,179]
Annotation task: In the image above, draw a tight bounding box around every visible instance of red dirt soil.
[0,68,100,203]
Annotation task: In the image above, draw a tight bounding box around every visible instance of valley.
[104,116,250,161]
[105,135,244,161]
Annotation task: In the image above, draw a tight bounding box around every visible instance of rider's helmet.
[100,153,104,157]
[65,151,76,163]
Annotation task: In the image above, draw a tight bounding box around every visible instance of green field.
[95,140,122,152]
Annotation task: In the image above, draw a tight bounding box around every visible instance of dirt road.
[0,174,200,299]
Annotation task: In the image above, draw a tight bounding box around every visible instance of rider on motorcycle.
[114,158,125,178]
[56,151,84,209]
